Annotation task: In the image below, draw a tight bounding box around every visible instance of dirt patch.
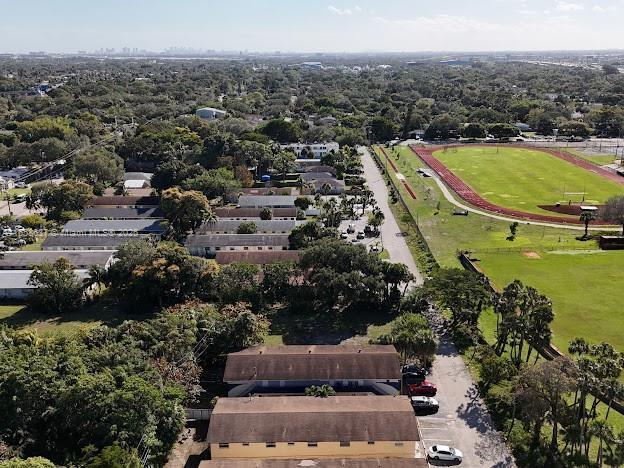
[523,251,541,259]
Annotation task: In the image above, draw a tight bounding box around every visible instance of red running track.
[407,145,609,225]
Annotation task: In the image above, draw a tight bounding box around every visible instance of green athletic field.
[434,146,623,216]
[478,249,624,353]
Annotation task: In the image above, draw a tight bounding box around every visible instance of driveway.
[359,147,515,468]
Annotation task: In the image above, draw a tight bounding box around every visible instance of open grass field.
[373,145,622,351]
[562,147,618,166]
[0,301,146,336]
[477,249,624,353]
[433,146,623,216]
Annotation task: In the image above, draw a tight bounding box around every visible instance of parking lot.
[336,202,384,254]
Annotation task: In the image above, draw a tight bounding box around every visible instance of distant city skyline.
[1,0,624,53]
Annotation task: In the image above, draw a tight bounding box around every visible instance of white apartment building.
[282,142,339,158]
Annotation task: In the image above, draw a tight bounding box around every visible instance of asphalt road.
[359,147,516,468]
[358,147,422,285]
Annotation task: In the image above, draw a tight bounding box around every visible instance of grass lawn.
[0,300,147,337]
[1,188,30,201]
[477,249,624,352]
[434,146,623,215]
[562,148,618,166]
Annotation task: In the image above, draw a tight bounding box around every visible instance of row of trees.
[423,267,624,466]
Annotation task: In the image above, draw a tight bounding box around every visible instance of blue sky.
[1,0,623,53]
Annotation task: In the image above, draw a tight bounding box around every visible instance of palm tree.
[84,264,106,294]
[320,182,332,196]
[370,209,385,235]
[580,211,596,238]
[590,420,614,467]
[360,189,374,215]
[24,194,40,212]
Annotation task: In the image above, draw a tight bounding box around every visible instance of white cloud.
[328,5,353,15]
[592,4,616,11]
[354,5,362,12]
[373,14,505,33]
[555,1,585,11]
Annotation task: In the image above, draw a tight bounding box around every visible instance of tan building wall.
[211,440,416,459]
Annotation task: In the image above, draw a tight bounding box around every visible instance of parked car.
[408,380,437,396]
[402,364,427,374]
[370,244,380,253]
[351,238,359,243]
[14,225,25,233]
[428,445,463,463]
[14,182,28,188]
[356,231,365,240]
[2,228,14,237]
[340,231,348,239]
[410,396,439,412]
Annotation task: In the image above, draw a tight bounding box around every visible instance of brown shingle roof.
[224,345,401,382]
[215,251,300,265]
[208,396,419,444]
[200,459,428,468]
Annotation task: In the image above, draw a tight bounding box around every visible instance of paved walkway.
[360,146,516,468]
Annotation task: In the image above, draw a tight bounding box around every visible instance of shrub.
[20,214,46,230]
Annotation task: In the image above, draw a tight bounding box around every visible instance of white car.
[428,445,463,463]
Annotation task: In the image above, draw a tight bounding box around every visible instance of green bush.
[20,214,46,229]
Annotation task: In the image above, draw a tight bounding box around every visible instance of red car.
[408,380,437,397]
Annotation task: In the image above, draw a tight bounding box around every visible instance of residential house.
[196,220,296,234]
[61,219,166,236]
[223,345,401,396]
[300,172,345,194]
[185,234,290,257]
[0,250,114,300]
[82,207,163,219]
[214,251,300,265]
[283,142,339,158]
[200,459,427,468]
[87,195,160,208]
[208,396,419,460]
[196,107,227,120]
[214,207,297,220]
[238,196,297,209]
[0,251,114,270]
[42,235,150,251]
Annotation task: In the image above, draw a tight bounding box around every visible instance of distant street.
[359,146,516,468]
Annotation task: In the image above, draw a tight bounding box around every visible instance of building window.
[218,443,229,449]
[242,443,249,446]
[287,442,295,446]
[368,441,375,445]
[266,442,276,448]
[308,442,318,447]
[244,247,249,250]
[215,247,221,251]
[340,441,350,447]
[395,442,404,447]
